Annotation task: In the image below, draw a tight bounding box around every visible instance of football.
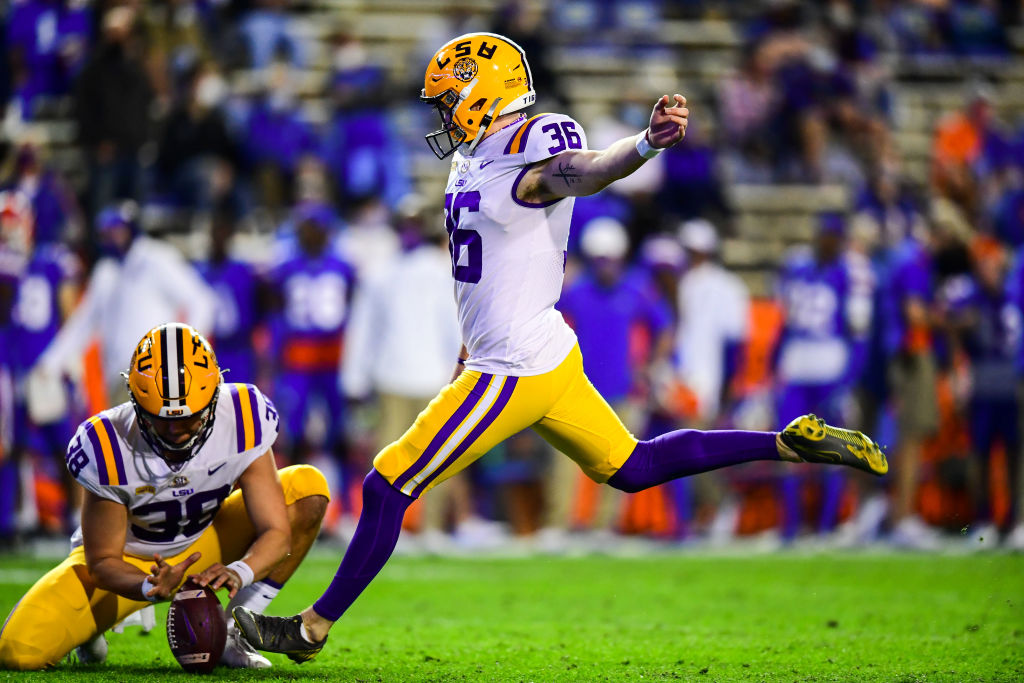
[166,579,227,673]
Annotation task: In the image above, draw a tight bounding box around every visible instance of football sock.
[607,430,779,493]
[312,470,413,622]
[227,579,281,617]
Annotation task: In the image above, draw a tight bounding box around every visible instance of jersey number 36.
[445,191,482,284]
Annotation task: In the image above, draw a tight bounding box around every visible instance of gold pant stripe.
[375,345,638,497]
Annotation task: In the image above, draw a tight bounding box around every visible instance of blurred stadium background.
[3,0,1024,556]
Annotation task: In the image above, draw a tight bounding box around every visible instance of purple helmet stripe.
[100,416,127,484]
[392,373,492,492]
[246,386,263,447]
[411,376,518,497]
[85,421,108,486]
[228,384,245,453]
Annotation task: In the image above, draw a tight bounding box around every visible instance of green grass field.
[1,548,1022,682]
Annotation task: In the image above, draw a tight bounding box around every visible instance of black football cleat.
[776,413,888,476]
[231,607,326,664]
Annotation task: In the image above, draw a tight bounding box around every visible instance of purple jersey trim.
[99,416,127,485]
[411,376,519,497]
[392,373,492,492]
[503,114,550,155]
[228,384,245,453]
[245,386,263,448]
[85,421,108,486]
[511,165,562,209]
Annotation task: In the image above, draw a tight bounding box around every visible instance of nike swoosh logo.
[430,75,444,82]
[480,160,495,169]
[208,463,226,476]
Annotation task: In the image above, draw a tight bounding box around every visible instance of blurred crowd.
[2,0,1024,553]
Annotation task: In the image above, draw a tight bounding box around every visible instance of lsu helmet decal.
[126,323,222,465]
[421,32,536,159]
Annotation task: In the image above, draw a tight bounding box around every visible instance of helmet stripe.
[159,326,172,402]
[174,324,186,401]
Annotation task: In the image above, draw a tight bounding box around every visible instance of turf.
[1,548,1022,681]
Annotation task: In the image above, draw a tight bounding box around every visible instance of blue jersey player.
[268,202,356,465]
[945,248,1021,546]
[196,208,260,384]
[774,212,873,540]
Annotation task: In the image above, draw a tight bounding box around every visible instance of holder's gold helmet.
[421,32,536,159]
[125,323,221,466]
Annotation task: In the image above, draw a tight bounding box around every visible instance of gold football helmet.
[126,323,221,465]
[421,32,536,159]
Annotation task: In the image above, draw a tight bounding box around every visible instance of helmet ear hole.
[469,98,486,111]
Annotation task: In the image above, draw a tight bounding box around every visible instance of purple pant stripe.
[412,376,519,497]
[99,417,127,484]
[85,422,108,486]
[246,386,262,446]
[392,373,493,491]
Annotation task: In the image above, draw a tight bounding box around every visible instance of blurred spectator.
[773,212,873,541]
[141,0,213,102]
[942,239,1020,547]
[242,60,318,211]
[336,197,400,282]
[946,0,1008,57]
[853,156,925,247]
[658,120,731,225]
[239,0,308,69]
[0,144,80,246]
[73,6,155,217]
[156,62,240,211]
[492,1,562,106]
[195,204,260,384]
[932,83,1012,215]
[717,39,778,183]
[321,39,411,209]
[267,202,355,465]
[6,0,92,119]
[881,219,942,548]
[1,189,81,533]
[33,201,217,403]
[675,219,749,425]
[341,197,467,549]
[552,218,673,539]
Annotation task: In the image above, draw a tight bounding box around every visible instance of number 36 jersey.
[66,383,280,558]
[446,113,587,376]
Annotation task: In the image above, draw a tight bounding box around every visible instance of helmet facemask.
[421,89,468,159]
[421,89,504,159]
[129,382,219,470]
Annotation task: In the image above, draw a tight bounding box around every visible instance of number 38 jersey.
[66,383,280,558]
[446,113,587,376]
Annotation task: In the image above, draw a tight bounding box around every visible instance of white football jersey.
[68,383,279,558]
[445,113,587,376]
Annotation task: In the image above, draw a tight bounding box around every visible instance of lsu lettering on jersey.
[67,383,279,558]
[445,113,587,375]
